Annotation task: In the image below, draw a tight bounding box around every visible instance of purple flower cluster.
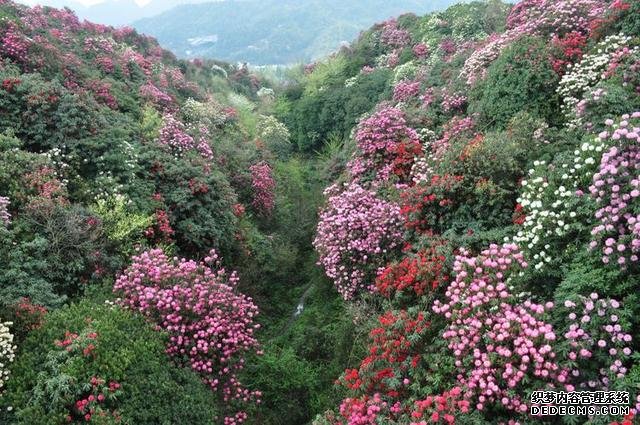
[412,43,429,59]
[139,81,174,107]
[159,114,196,154]
[442,91,467,113]
[380,19,411,48]
[158,114,213,160]
[1,22,30,63]
[314,183,404,300]
[589,113,640,266]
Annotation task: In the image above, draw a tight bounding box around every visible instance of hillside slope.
[2,0,640,424]
[0,1,345,423]
[274,0,640,423]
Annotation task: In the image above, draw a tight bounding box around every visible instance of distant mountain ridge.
[133,0,458,65]
[17,0,216,26]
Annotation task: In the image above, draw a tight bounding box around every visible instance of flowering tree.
[249,162,276,215]
[347,107,421,184]
[0,321,16,395]
[114,248,261,422]
[433,244,571,413]
[314,183,404,300]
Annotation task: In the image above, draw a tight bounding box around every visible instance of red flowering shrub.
[409,387,470,424]
[114,248,261,422]
[347,107,421,184]
[5,297,47,343]
[87,79,118,110]
[23,165,69,206]
[340,309,430,400]
[376,241,449,299]
[400,175,464,234]
[144,209,174,242]
[47,326,124,423]
[512,203,526,225]
[550,31,588,74]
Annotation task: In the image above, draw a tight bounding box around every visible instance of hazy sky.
[17,0,154,6]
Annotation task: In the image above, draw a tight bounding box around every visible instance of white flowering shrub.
[0,321,16,394]
[257,115,291,158]
[392,61,418,84]
[512,130,611,271]
[557,34,637,128]
[182,97,229,127]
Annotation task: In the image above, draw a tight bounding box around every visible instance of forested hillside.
[1,0,640,424]
[132,0,456,65]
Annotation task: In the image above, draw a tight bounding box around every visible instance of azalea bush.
[114,248,261,422]
[250,162,276,215]
[433,244,571,414]
[0,320,16,396]
[314,183,404,300]
[588,112,640,267]
[339,308,431,401]
[560,293,634,391]
[347,106,421,184]
[375,240,450,302]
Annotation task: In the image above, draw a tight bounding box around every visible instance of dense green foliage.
[1,300,222,424]
[2,0,640,424]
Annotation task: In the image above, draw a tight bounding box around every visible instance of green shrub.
[1,300,220,425]
[470,36,561,129]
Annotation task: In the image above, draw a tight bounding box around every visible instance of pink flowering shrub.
[462,0,607,85]
[433,244,571,413]
[430,115,477,160]
[333,394,394,424]
[589,112,640,267]
[441,91,467,113]
[412,43,429,59]
[380,19,411,48]
[114,248,261,421]
[158,114,213,160]
[314,183,404,300]
[347,107,421,183]
[0,22,30,64]
[94,55,115,74]
[408,387,471,424]
[139,81,174,108]
[87,79,118,110]
[393,80,421,103]
[562,293,634,390]
[0,196,10,226]
[249,161,275,215]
